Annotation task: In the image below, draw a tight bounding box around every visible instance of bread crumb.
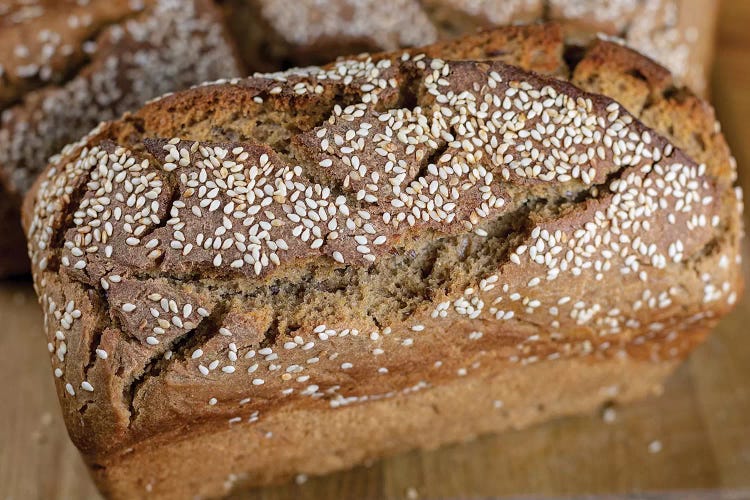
[406,487,419,499]
[493,400,504,409]
[295,474,308,485]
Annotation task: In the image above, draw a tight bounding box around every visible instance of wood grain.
[2,2,750,498]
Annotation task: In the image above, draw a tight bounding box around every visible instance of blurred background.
[1,1,749,499]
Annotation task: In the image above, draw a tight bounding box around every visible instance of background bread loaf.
[23,24,741,498]
[221,0,716,94]
[0,0,241,277]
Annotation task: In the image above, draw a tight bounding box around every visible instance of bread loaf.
[24,24,741,498]
[222,0,716,94]
[0,0,241,276]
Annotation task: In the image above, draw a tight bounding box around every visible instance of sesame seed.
[648,440,663,454]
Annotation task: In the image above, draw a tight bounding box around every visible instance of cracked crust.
[24,24,742,497]
[0,0,241,277]
[2,0,717,279]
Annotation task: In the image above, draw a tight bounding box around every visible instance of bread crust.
[24,24,742,497]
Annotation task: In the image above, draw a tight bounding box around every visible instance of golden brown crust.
[571,40,674,116]
[24,25,742,497]
[550,0,717,96]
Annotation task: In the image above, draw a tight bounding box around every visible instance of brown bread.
[23,24,741,498]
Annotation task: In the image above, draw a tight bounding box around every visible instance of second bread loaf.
[0,0,241,276]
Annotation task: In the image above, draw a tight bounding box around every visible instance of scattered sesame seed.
[648,440,663,454]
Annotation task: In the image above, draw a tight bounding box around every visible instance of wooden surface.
[3,3,750,499]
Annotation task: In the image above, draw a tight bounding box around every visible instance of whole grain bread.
[0,0,241,277]
[221,0,716,94]
[24,24,742,498]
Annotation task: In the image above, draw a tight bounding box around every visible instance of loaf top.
[232,0,710,92]
[24,24,742,460]
[0,0,240,201]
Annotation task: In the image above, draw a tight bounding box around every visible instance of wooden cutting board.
[2,2,750,498]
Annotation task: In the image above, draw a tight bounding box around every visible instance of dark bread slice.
[0,0,241,276]
[23,24,742,498]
